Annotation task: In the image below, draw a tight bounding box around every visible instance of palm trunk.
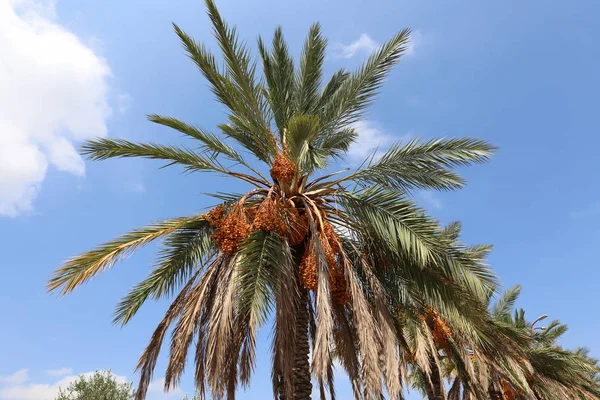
[488,387,504,400]
[426,356,445,400]
[293,289,312,400]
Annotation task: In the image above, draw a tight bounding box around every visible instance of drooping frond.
[48,216,206,295]
[338,187,442,265]
[113,219,215,326]
[235,231,296,385]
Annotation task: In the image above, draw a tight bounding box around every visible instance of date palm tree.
[444,286,600,399]
[48,1,496,399]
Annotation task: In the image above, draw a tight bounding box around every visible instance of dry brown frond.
[332,304,363,400]
[312,234,334,382]
[341,254,382,398]
[206,259,238,393]
[164,259,222,390]
[361,260,401,397]
[135,267,204,400]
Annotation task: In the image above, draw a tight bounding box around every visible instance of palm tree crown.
[48,1,504,399]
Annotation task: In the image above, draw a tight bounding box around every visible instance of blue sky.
[1,0,599,398]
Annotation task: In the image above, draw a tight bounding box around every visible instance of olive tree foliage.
[54,370,134,400]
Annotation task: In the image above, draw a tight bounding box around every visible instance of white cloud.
[0,0,112,217]
[346,120,394,162]
[334,29,422,59]
[0,370,29,386]
[334,33,379,59]
[44,369,71,378]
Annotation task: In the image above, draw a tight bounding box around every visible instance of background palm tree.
[48,1,497,399]
[442,285,600,399]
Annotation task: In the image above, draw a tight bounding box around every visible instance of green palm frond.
[48,216,206,295]
[258,27,295,135]
[321,29,411,129]
[236,231,291,328]
[343,137,497,192]
[296,23,326,115]
[81,138,223,172]
[491,285,522,320]
[317,69,349,111]
[337,187,442,265]
[147,114,242,162]
[284,114,325,173]
[113,219,215,326]
[204,0,271,140]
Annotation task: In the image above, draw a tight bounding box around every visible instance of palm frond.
[48,216,205,295]
[258,27,295,135]
[234,231,295,385]
[113,219,215,326]
[147,114,243,162]
[296,23,326,115]
[321,29,411,129]
[343,137,496,192]
[491,285,522,320]
[81,138,224,172]
[337,187,441,265]
[173,20,274,163]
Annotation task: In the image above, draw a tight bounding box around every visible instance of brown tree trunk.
[293,289,312,400]
[426,356,445,400]
[488,387,504,400]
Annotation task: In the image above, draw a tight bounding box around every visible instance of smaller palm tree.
[446,285,600,399]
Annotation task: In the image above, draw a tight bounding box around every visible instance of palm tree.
[403,225,532,400]
[48,1,496,399]
[444,286,600,399]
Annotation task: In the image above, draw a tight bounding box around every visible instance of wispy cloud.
[570,201,600,218]
[45,368,72,377]
[116,93,133,114]
[420,191,443,210]
[405,29,423,56]
[0,370,29,386]
[334,33,379,59]
[0,0,112,217]
[129,183,146,193]
[346,120,412,166]
[346,120,394,162]
[334,29,423,59]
